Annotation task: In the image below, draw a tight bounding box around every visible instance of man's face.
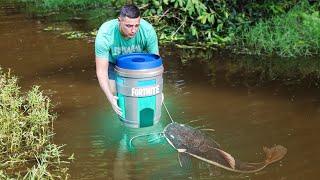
[119,16,140,38]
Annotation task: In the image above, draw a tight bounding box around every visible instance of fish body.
[163,122,287,173]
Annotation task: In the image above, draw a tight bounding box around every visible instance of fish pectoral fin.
[177,148,187,153]
[178,152,193,169]
[214,148,236,169]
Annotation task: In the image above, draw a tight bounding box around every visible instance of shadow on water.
[1,3,320,179]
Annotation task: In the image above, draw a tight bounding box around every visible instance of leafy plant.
[0,67,73,178]
[236,1,320,57]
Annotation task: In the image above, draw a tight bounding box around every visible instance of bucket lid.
[116,53,162,70]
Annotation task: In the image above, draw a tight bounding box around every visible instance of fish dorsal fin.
[214,148,236,169]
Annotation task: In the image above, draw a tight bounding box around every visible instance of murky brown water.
[1,4,320,180]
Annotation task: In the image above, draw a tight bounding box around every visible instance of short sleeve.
[146,27,159,54]
[95,29,110,59]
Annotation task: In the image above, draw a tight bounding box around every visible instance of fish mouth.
[163,122,176,134]
[163,122,180,147]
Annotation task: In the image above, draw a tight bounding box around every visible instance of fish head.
[163,122,192,149]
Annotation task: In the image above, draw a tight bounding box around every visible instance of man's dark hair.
[119,4,140,18]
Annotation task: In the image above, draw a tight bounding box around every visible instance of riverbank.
[2,1,320,87]
[0,68,73,179]
[2,3,320,179]
[6,0,320,57]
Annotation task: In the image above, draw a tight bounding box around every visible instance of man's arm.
[95,57,122,116]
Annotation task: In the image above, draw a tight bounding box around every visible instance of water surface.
[1,4,320,180]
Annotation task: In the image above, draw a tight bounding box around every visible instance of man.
[95,4,159,116]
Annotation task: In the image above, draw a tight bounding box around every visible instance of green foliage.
[17,0,109,13]
[134,0,237,46]
[0,68,72,178]
[8,0,320,56]
[237,1,320,57]
[106,0,309,49]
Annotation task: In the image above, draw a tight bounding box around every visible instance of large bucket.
[115,53,163,128]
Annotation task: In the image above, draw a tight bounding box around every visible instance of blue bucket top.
[116,53,162,70]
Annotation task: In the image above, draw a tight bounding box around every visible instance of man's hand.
[96,57,123,116]
[111,95,122,116]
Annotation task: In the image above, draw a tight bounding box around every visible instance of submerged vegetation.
[174,48,320,87]
[225,56,320,87]
[0,68,73,179]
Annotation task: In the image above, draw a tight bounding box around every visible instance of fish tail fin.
[234,145,287,173]
[263,145,287,165]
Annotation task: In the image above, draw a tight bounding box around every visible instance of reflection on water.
[92,110,165,179]
[1,4,320,180]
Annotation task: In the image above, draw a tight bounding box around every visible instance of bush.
[237,1,320,57]
[0,67,72,179]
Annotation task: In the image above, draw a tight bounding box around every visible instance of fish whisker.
[201,129,215,132]
[129,132,163,148]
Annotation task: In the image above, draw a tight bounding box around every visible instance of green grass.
[20,0,108,11]
[0,68,73,179]
[238,1,320,57]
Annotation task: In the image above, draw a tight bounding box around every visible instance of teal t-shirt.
[95,19,159,63]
